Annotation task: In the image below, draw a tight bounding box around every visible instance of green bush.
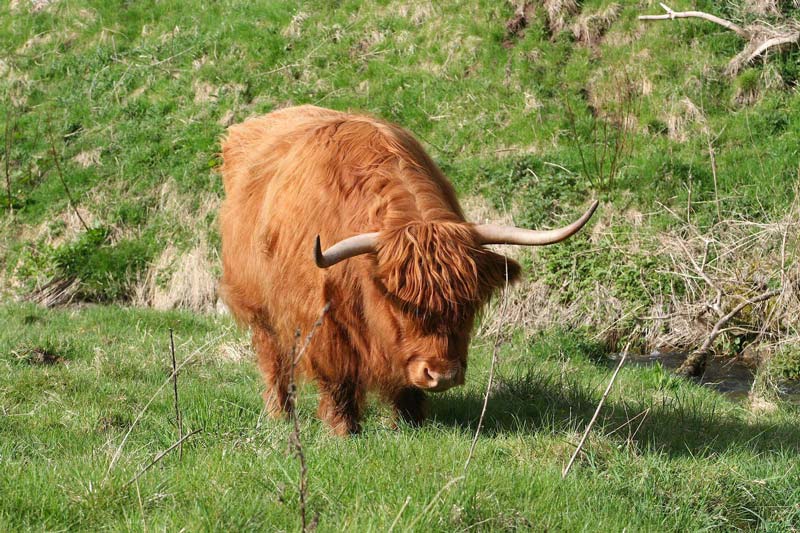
[53,227,155,302]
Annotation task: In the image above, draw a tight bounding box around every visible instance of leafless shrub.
[645,201,800,371]
[565,73,639,191]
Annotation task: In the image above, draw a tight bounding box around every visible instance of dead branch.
[169,329,183,460]
[124,429,201,488]
[563,339,632,478]
[677,288,781,377]
[742,32,800,65]
[104,329,230,483]
[639,3,749,38]
[639,3,800,75]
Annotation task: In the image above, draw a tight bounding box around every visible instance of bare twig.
[677,288,781,376]
[639,3,748,38]
[124,429,202,488]
[287,302,330,532]
[707,137,721,224]
[563,339,632,478]
[47,128,89,232]
[169,328,183,460]
[741,32,800,65]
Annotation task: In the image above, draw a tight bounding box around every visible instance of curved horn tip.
[314,235,328,269]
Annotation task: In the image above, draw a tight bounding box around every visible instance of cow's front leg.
[252,326,292,418]
[317,378,363,436]
[392,387,427,427]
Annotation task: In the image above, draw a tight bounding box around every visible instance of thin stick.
[169,328,183,460]
[707,137,721,224]
[677,287,782,376]
[124,429,202,488]
[742,33,800,65]
[464,256,512,474]
[47,129,89,232]
[562,340,631,478]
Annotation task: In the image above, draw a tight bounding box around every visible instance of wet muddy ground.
[606,352,800,405]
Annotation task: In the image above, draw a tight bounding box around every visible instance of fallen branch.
[677,288,781,377]
[124,429,202,488]
[639,3,749,38]
[563,339,631,478]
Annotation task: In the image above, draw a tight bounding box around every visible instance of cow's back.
[219,105,464,346]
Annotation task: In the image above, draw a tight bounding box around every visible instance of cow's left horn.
[474,200,599,246]
[314,233,379,268]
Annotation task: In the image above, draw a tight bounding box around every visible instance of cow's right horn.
[314,233,379,268]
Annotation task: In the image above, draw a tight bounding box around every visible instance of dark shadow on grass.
[428,368,800,458]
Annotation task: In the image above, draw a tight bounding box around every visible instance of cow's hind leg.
[392,388,427,427]
[252,326,291,418]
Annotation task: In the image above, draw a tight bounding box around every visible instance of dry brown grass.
[664,97,707,142]
[543,0,579,36]
[572,3,622,47]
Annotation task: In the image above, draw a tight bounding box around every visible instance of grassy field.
[2,0,800,530]
[2,302,799,531]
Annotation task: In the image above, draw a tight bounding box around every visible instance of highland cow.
[219,105,597,435]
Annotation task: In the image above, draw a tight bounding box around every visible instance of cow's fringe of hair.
[376,221,521,324]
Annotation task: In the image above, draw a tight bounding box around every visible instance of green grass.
[1,303,799,531]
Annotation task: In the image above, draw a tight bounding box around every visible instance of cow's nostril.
[423,367,435,384]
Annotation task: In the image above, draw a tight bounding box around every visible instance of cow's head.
[314,201,598,392]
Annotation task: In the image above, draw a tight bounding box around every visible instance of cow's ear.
[476,250,521,298]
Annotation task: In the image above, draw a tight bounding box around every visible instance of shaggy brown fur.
[219,105,519,434]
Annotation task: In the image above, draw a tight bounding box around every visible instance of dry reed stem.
[287,302,330,532]
[387,496,411,533]
[169,328,183,460]
[104,330,229,482]
[563,339,632,478]
[47,128,89,232]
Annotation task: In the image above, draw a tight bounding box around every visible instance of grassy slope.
[1,0,798,298]
[2,0,800,530]
[1,303,799,531]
